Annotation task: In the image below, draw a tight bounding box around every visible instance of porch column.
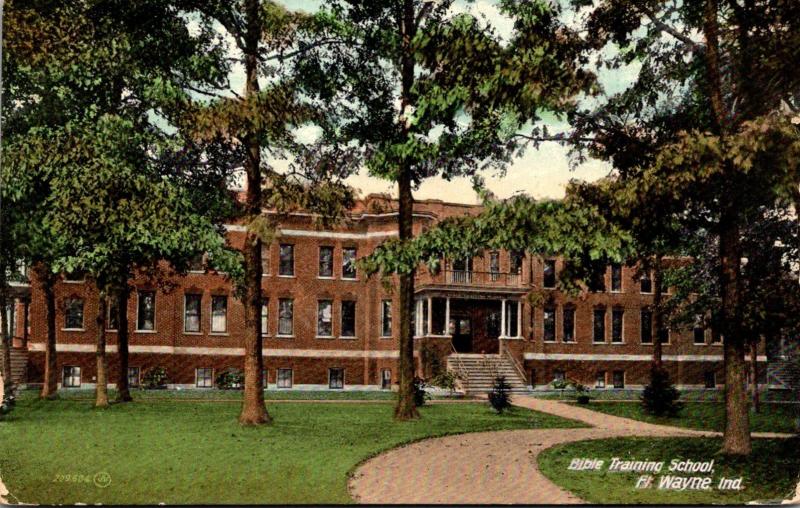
[427,296,433,336]
[516,300,522,338]
[445,297,451,336]
[414,299,420,337]
[500,298,507,338]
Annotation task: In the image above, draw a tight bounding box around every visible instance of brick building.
[3,194,768,392]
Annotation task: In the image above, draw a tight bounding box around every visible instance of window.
[553,370,566,382]
[693,315,706,344]
[589,268,606,292]
[381,369,392,390]
[196,368,213,388]
[62,366,81,388]
[65,298,84,329]
[505,301,519,337]
[317,300,333,337]
[530,369,536,388]
[279,244,294,276]
[640,271,653,293]
[137,290,156,331]
[261,299,269,335]
[640,309,653,344]
[184,294,201,332]
[563,306,575,343]
[611,264,622,292]
[329,368,345,389]
[211,295,228,333]
[612,370,625,389]
[704,371,716,389]
[277,368,293,388]
[107,297,119,331]
[596,371,606,388]
[543,259,556,288]
[261,245,270,275]
[341,300,356,337]
[381,300,392,337]
[342,247,357,279]
[611,308,624,343]
[319,246,334,277]
[278,299,293,336]
[487,310,501,338]
[510,251,524,275]
[128,367,140,388]
[543,306,556,342]
[262,368,268,388]
[593,308,606,343]
[189,253,205,272]
[711,330,722,344]
[489,251,500,281]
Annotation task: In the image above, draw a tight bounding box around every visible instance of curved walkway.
[348,396,797,504]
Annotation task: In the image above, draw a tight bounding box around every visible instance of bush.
[413,376,429,406]
[141,367,169,390]
[488,376,513,414]
[215,368,244,390]
[641,366,683,417]
[429,370,458,394]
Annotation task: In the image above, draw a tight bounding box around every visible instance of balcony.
[417,269,528,293]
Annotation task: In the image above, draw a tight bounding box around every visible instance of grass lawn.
[538,436,800,504]
[575,401,799,434]
[533,389,798,402]
[0,398,584,504]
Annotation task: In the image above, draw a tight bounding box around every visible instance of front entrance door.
[450,316,473,353]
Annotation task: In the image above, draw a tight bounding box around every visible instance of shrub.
[413,376,429,406]
[571,381,592,404]
[0,391,15,418]
[488,376,513,414]
[429,370,458,394]
[641,366,683,417]
[215,368,244,390]
[141,367,169,390]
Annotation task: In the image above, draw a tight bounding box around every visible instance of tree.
[563,0,800,455]
[300,0,594,419]
[2,0,239,406]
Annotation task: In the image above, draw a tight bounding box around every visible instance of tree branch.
[639,5,704,52]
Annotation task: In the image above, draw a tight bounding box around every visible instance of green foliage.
[141,367,170,390]
[429,371,459,394]
[641,367,683,418]
[215,368,244,390]
[488,376,512,414]
[413,377,429,407]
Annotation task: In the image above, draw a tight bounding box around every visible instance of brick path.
[348,396,797,504]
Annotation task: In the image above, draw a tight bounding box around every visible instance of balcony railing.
[444,270,523,288]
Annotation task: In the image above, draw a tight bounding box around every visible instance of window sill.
[135,330,157,334]
[275,335,294,339]
[63,280,85,284]
[380,335,392,339]
[188,270,205,274]
[592,341,606,345]
[210,332,229,336]
[316,336,335,340]
[317,276,335,280]
[542,340,557,344]
[106,329,118,333]
[610,341,625,345]
[278,274,296,278]
[184,331,202,335]
[340,336,357,340]
[61,328,85,332]
[341,277,358,282]
[562,341,577,344]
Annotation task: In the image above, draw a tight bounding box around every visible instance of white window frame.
[277,298,294,337]
[184,293,202,334]
[595,371,606,389]
[136,290,156,332]
[328,367,345,390]
[380,300,392,337]
[317,299,334,338]
[342,247,358,280]
[278,244,295,277]
[210,295,228,334]
[612,370,625,389]
[318,245,335,279]
[277,368,293,389]
[195,367,214,388]
[63,298,85,331]
[62,365,81,388]
[261,299,269,336]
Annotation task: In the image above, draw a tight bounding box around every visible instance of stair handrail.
[449,341,470,387]
[502,345,527,385]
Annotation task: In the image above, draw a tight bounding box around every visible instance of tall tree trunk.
[22,298,29,350]
[719,218,751,455]
[394,0,420,421]
[652,258,664,370]
[238,0,269,426]
[40,270,58,399]
[115,286,132,402]
[95,291,109,408]
[750,338,760,414]
[703,0,751,456]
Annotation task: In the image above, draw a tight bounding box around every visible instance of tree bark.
[750,338,760,414]
[115,286,132,402]
[651,259,664,370]
[0,282,13,400]
[22,298,29,350]
[40,270,58,399]
[394,0,420,421]
[719,218,751,455]
[95,291,109,408]
[238,0,270,426]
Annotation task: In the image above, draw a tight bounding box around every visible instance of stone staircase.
[0,346,28,385]
[768,358,800,391]
[447,354,530,395]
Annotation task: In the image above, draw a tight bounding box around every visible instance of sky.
[230,0,640,204]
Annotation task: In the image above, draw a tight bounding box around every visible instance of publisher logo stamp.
[93,472,112,489]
